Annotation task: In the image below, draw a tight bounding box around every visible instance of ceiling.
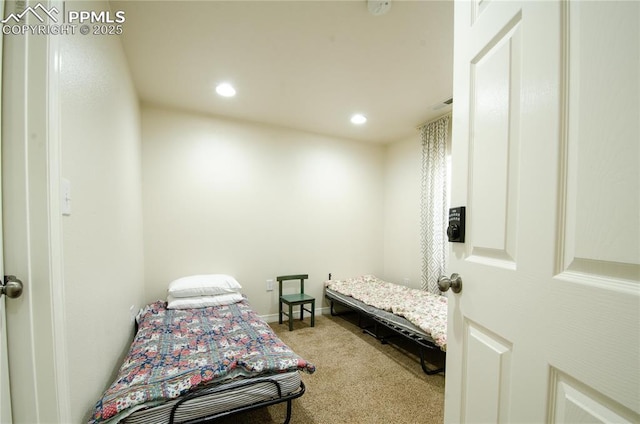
[112,0,453,144]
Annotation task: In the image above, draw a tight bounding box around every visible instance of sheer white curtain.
[419,115,450,294]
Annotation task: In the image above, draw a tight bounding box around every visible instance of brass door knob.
[438,273,462,293]
[1,275,23,299]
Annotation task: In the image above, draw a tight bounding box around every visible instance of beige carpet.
[216,313,445,424]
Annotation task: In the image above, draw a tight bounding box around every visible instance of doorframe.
[47,0,71,420]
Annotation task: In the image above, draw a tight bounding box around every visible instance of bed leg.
[283,399,293,424]
[419,346,445,375]
[328,299,355,317]
[374,322,381,341]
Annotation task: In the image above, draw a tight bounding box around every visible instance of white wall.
[382,120,451,290]
[141,106,385,316]
[60,7,145,422]
[382,134,423,288]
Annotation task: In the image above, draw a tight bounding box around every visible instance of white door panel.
[561,1,639,279]
[445,1,639,423]
[468,11,521,268]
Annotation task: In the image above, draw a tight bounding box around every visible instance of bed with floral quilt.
[89,299,315,424]
[325,274,446,375]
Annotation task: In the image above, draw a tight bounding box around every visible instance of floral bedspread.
[89,300,315,424]
[325,275,447,350]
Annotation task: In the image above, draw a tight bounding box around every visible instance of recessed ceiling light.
[215,82,236,97]
[351,114,367,125]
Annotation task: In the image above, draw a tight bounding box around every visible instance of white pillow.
[166,293,244,309]
[167,274,242,298]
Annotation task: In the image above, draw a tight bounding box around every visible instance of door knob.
[438,273,462,293]
[1,275,23,299]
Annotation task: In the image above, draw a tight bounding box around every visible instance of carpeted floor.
[215,313,445,424]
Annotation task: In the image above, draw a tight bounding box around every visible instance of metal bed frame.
[168,379,305,424]
[121,370,305,424]
[117,313,308,424]
[325,285,445,376]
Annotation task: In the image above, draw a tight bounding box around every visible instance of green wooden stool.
[277,274,315,331]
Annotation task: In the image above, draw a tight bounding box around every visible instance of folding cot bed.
[324,274,447,375]
[89,298,315,424]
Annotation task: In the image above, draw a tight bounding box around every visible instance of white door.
[0,0,13,420]
[444,1,639,423]
[1,0,68,421]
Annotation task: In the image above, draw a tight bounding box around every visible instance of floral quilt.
[325,275,447,350]
[89,300,315,424]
